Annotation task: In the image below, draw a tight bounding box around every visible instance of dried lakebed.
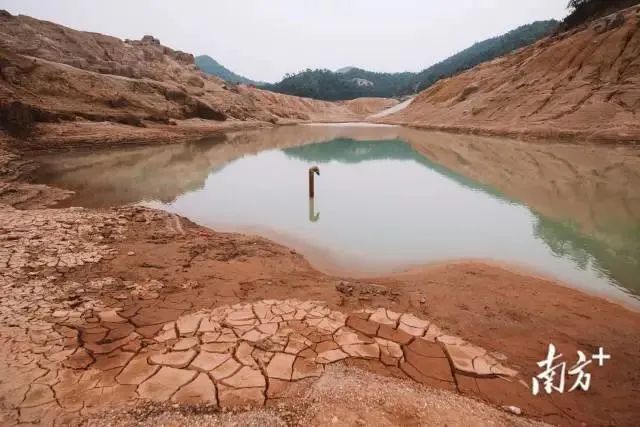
[0,204,551,426]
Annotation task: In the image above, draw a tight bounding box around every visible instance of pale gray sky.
[0,0,567,82]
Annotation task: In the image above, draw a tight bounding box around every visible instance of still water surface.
[33,125,640,307]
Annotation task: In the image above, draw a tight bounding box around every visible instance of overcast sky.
[0,0,567,82]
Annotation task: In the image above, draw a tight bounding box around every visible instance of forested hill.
[264,20,558,101]
[195,55,263,85]
[263,68,416,101]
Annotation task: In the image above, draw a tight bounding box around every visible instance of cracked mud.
[0,204,535,426]
[1,200,638,426]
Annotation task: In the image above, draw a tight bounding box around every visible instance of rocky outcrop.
[383,5,640,143]
[125,35,195,65]
[0,11,194,81]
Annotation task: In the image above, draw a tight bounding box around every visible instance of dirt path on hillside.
[368,97,414,119]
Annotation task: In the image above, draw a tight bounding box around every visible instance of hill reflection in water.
[32,125,640,306]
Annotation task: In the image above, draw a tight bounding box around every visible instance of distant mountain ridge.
[264,20,558,101]
[195,55,263,85]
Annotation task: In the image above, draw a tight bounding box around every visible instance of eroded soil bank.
[379,6,640,144]
[2,6,640,152]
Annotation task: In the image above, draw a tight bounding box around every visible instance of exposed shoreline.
[181,218,640,312]
[14,121,639,307]
[2,115,639,155]
[375,6,640,146]
[385,121,640,146]
[1,123,640,426]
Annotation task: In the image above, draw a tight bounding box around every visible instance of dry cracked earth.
[0,204,550,426]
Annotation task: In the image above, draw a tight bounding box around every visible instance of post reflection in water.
[308,197,320,223]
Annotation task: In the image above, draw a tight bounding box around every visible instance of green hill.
[195,55,263,85]
[264,20,558,101]
[261,68,415,101]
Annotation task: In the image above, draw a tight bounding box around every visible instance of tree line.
[263,20,558,101]
[561,0,639,30]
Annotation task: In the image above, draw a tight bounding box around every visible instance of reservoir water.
[33,124,640,307]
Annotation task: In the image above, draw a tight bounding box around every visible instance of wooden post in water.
[308,166,320,198]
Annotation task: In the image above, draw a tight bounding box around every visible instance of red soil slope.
[383,6,640,143]
[0,10,396,146]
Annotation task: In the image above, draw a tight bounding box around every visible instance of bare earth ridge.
[1,7,640,146]
[0,10,397,148]
[381,6,640,143]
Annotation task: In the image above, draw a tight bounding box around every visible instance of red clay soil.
[66,212,640,426]
[0,10,397,148]
[382,5,640,143]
